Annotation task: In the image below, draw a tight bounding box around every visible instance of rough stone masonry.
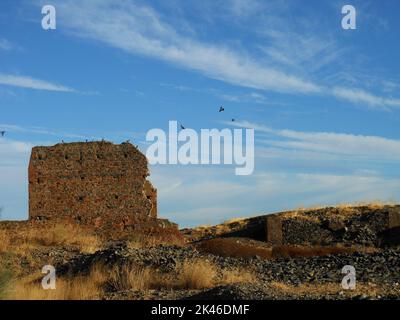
[265,205,400,247]
[28,141,175,236]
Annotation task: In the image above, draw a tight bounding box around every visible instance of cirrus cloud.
[0,74,76,92]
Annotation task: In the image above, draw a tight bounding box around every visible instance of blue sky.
[0,0,400,227]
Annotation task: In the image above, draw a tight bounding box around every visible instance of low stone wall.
[266,205,400,247]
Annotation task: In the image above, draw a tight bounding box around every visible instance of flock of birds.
[179,105,234,130]
[0,106,235,141]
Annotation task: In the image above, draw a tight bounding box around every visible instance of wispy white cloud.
[250,172,400,208]
[43,0,400,110]
[332,87,400,109]
[227,120,400,161]
[219,91,272,105]
[260,30,343,74]
[0,74,76,92]
[48,0,320,95]
[161,82,275,105]
[0,124,89,139]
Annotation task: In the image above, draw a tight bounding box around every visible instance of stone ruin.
[183,205,400,247]
[266,205,400,247]
[27,141,176,237]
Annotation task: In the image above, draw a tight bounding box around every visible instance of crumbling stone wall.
[28,141,161,234]
[265,206,400,247]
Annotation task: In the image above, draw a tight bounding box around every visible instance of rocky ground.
[55,241,400,300]
[2,204,400,300]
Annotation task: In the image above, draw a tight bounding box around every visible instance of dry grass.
[7,264,107,300]
[127,227,186,249]
[0,223,186,287]
[0,267,12,299]
[193,224,212,230]
[0,230,11,253]
[336,201,397,210]
[0,223,102,281]
[110,259,256,291]
[108,259,217,291]
[108,265,155,291]
[282,201,398,222]
[2,223,185,255]
[5,258,258,299]
[0,223,101,254]
[280,210,321,222]
[175,260,216,289]
[9,277,102,300]
[127,234,185,249]
[222,217,247,225]
[22,224,101,253]
[119,259,255,290]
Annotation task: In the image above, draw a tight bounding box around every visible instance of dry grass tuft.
[280,210,321,222]
[109,259,217,291]
[108,265,154,291]
[175,260,216,289]
[7,264,107,300]
[222,217,247,225]
[0,230,11,254]
[194,224,212,230]
[8,277,101,300]
[0,223,101,255]
[127,228,186,249]
[0,267,12,299]
[337,201,397,210]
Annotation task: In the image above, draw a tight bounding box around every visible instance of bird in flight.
[231,119,235,122]
[180,124,186,130]
[0,131,5,137]
[219,106,225,112]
